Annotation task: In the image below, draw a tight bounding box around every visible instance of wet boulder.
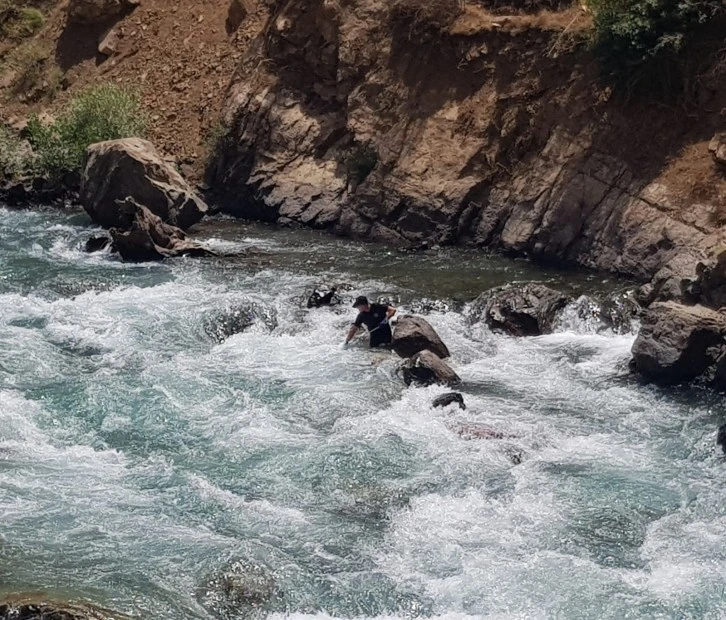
[399,350,460,387]
[631,301,726,385]
[468,283,570,336]
[391,316,450,359]
[197,558,277,618]
[80,138,207,231]
[67,0,139,24]
[432,392,466,410]
[204,301,277,343]
[307,287,339,309]
[109,197,215,262]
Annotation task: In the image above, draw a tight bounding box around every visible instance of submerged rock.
[306,287,339,309]
[432,392,466,410]
[204,301,277,342]
[391,316,450,359]
[399,350,460,387]
[630,301,726,385]
[80,138,207,231]
[197,558,277,618]
[468,284,570,336]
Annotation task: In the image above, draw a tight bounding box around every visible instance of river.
[1,207,724,619]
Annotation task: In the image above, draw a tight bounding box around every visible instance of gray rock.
[80,138,208,231]
[391,315,450,358]
[709,132,726,167]
[432,392,466,409]
[631,301,726,385]
[468,283,570,336]
[0,597,117,619]
[399,350,460,387]
[109,197,214,262]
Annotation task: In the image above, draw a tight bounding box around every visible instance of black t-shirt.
[354,304,389,331]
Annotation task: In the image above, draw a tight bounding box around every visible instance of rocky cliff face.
[210,0,726,281]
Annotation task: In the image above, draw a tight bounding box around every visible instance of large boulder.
[80,138,207,231]
[109,197,214,262]
[67,0,139,24]
[468,283,570,336]
[631,301,726,385]
[398,350,460,387]
[391,315,450,358]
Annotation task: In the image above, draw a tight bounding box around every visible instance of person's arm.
[345,325,359,344]
[386,305,397,320]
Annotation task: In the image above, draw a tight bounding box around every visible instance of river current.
[1,206,725,619]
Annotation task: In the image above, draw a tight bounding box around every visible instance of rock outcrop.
[399,350,460,387]
[391,316,450,359]
[80,138,207,231]
[468,284,570,336]
[432,392,466,410]
[210,0,726,282]
[109,197,214,261]
[67,0,140,24]
[630,301,726,385]
[709,133,726,167]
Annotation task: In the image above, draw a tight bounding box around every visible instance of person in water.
[344,296,397,348]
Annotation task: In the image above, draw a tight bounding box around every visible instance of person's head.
[353,296,370,312]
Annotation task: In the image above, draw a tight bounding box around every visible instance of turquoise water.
[1,207,725,619]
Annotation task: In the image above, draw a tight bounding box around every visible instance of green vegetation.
[7,42,49,93]
[0,3,45,39]
[347,142,378,184]
[27,84,147,176]
[0,126,27,181]
[589,0,723,68]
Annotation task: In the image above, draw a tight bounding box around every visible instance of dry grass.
[392,0,465,33]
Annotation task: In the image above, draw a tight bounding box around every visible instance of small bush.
[7,42,49,92]
[347,142,378,184]
[27,84,147,176]
[589,0,723,68]
[0,126,29,181]
[3,7,44,38]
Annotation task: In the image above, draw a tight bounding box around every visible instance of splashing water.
[1,208,725,619]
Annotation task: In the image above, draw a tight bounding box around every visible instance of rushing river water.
[1,207,725,619]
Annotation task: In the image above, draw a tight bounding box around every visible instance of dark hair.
[353,295,369,308]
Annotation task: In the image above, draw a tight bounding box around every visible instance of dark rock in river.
[399,350,460,387]
[307,287,339,308]
[0,597,118,620]
[204,301,278,342]
[391,316,450,359]
[85,236,113,253]
[468,283,570,336]
[109,197,215,262]
[432,392,466,410]
[80,138,207,231]
[630,301,726,385]
[197,558,277,618]
[717,424,726,454]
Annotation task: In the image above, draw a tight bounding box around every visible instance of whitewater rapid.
[0,207,725,619]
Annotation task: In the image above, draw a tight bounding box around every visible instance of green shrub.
[589,0,723,68]
[27,84,147,176]
[347,142,378,184]
[7,42,49,93]
[0,3,45,39]
[0,126,29,181]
